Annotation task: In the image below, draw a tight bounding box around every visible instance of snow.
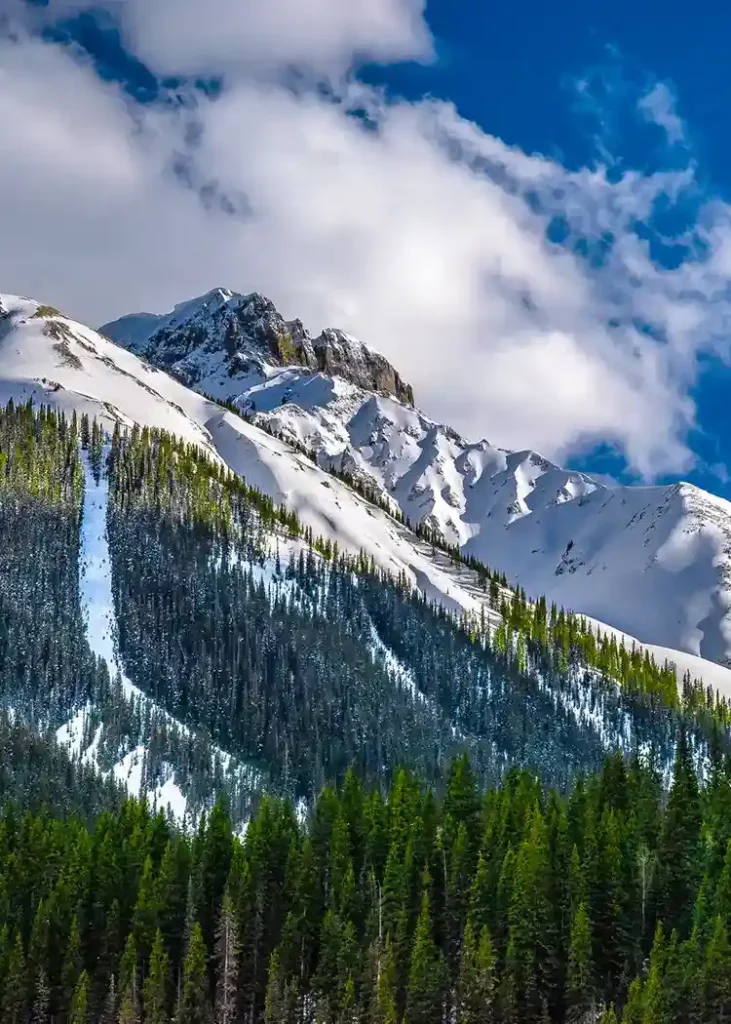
[5,290,731,707]
[78,452,135,699]
[52,449,256,820]
[101,284,731,674]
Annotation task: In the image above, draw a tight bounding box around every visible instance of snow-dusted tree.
[214,888,239,1024]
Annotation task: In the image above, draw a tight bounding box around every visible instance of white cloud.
[639,81,686,144]
[23,0,432,75]
[1,23,730,480]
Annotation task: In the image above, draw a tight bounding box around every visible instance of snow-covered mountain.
[103,288,731,671]
[0,293,492,619]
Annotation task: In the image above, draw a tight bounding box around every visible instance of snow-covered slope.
[102,287,731,672]
[0,293,492,621]
[4,289,731,701]
[58,451,258,823]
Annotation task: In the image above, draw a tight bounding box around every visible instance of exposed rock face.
[103,289,414,405]
[311,328,414,405]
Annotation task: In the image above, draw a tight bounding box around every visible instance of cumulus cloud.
[1,9,730,480]
[14,0,432,74]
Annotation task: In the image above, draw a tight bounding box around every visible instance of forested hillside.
[0,400,729,824]
[0,713,122,821]
[104,422,719,806]
[0,745,728,1024]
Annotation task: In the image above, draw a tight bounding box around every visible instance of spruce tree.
[101,976,117,1024]
[376,935,400,1024]
[457,918,496,1024]
[29,968,50,1024]
[655,730,701,939]
[703,915,731,1022]
[142,931,170,1024]
[214,889,239,1024]
[176,923,211,1024]
[118,935,140,1024]
[620,978,643,1024]
[61,914,83,1013]
[404,890,446,1024]
[69,971,89,1024]
[3,932,27,1024]
[566,902,594,1023]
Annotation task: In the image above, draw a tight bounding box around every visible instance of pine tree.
[214,889,239,1024]
[703,915,731,1023]
[69,971,89,1024]
[655,730,701,939]
[457,918,496,1024]
[3,932,27,1024]
[566,902,594,1022]
[29,968,50,1024]
[621,978,643,1024]
[176,923,211,1024]
[404,890,446,1024]
[143,931,170,1024]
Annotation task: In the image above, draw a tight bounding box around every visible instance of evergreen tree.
[142,931,170,1024]
[69,971,89,1024]
[566,902,594,1023]
[621,978,643,1024]
[61,914,83,1012]
[369,936,399,1024]
[404,890,446,1024]
[214,890,239,1024]
[457,918,496,1024]
[3,932,27,1024]
[703,915,731,1023]
[101,976,117,1024]
[655,730,701,939]
[29,968,49,1024]
[118,936,140,1024]
[176,923,210,1024]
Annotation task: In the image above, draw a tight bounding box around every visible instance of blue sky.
[371,1,731,494]
[5,0,731,496]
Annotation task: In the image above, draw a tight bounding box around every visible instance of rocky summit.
[103,288,414,405]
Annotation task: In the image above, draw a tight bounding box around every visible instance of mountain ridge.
[102,287,731,670]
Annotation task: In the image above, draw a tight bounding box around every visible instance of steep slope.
[0,293,491,619]
[3,290,731,698]
[103,288,731,669]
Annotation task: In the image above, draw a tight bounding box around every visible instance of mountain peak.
[102,288,415,405]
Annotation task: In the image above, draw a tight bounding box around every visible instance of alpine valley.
[2,288,731,1024]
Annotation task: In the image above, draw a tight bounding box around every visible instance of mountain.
[0,379,686,827]
[104,287,414,403]
[3,289,728,828]
[2,298,728,1024]
[0,293,493,619]
[104,288,731,670]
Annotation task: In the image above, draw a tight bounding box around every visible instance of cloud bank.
[1,0,730,479]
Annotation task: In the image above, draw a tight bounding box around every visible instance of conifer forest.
[1,400,731,1021]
